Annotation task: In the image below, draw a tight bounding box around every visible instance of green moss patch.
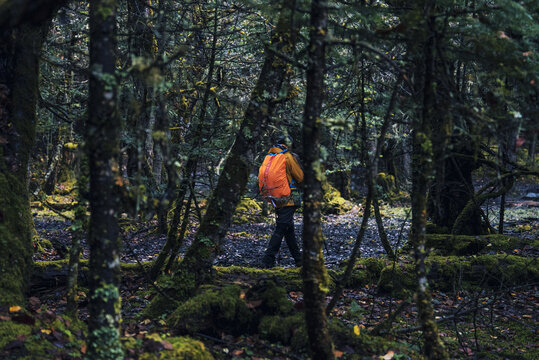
[232,198,263,224]
[0,312,86,359]
[417,234,536,256]
[126,334,214,360]
[322,183,353,215]
[378,255,539,296]
[168,285,253,335]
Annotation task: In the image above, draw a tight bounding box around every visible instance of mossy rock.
[416,234,535,256]
[322,183,353,215]
[378,255,539,296]
[232,198,263,224]
[143,269,196,319]
[376,172,396,195]
[259,314,419,358]
[134,335,213,360]
[168,285,254,335]
[258,313,304,345]
[338,257,389,288]
[33,237,53,254]
[245,279,294,315]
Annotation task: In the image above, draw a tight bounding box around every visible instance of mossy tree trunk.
[302,0,335,359]
[87,1,123,358]
[409,2,449,358]
[173,0,300,287]
[0,16,54,306]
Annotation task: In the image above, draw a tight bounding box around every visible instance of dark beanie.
[275,134,293,147]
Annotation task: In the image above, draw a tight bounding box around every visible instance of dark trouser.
[262,206,302,267]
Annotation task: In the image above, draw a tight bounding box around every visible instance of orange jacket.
[267,145,303,207]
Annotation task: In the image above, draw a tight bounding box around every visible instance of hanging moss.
[168,285,254,335]
[322,183,353,215]
[232,198,263,224]
[378,255,539,296]
[0,171,34,306]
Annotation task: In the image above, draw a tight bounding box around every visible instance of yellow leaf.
[354,324,360,336]
[41,329,52,335]
[9,306,21,313]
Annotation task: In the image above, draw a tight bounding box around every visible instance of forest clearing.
[0,0,538,359]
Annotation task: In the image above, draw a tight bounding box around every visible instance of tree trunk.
[87,1,123,358]
[173,0,300,287]
[302,0,335,359]
[410,2,449,358]
[0,18,52,306]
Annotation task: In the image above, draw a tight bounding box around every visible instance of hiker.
[259,135,304,268]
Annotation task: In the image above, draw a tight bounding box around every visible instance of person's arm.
[286,152,304,184]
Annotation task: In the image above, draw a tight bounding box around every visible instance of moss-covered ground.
[12,181,536,359]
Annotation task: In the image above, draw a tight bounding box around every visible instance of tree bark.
[302,0,335,359]
[410,2,449,358]
[0,17,53,305]
[87,1,123,358]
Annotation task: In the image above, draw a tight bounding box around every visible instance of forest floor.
[1,180,537,359]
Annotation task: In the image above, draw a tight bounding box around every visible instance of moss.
[245,280,294,315]
[413,234,533,256]
[376,172,396,197]
[378,255,539,296]
[258,314,420,358]
[0,171,34,306]
[216,266,306,291]
[232,198,263,224]
[168,285,253,335]
[426,221,450,234]
[0,321,33,349]
[338,257,388,288]
[33,237,53,254]
[258,313,304,345]
[143,269,196,319]
[0,313,86,359]
[322,183,353,215]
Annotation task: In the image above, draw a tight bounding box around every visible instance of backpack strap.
[268,148,288,156]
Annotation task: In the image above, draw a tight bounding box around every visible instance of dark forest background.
[0,0,537,359]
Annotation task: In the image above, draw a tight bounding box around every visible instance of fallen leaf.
[9,306,21,313]
[334,350,344,357]
[382,350,395,359]
[41,329,52,335]
[81,343,87,354]
[246,300,262,309]
[233,349,244,356]
[354,324,361,336]
[162,340,174,350]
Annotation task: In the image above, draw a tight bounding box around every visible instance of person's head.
[274,133,293,148]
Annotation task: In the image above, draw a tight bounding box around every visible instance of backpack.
[258,147,291,207]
